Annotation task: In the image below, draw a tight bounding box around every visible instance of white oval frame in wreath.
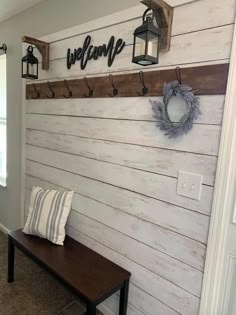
[151,80,201,138]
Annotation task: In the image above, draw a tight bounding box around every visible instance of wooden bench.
[8,230,131,315]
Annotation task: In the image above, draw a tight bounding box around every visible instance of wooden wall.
[24,0,235,314]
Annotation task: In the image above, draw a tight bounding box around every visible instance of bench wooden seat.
[8,230,131,315]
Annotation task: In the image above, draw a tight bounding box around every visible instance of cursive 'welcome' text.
[67,35,126,70]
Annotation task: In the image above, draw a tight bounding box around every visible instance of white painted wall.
[0,0,138,230]
[23,0,236,314]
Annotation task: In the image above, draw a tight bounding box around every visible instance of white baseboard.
[0,222,10,234]
[98,304,116,315]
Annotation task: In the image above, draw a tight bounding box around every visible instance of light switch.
[177,171,203,200]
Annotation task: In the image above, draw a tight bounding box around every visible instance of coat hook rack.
[32,84,40,99]
[26,64,228,99]
[22,36,49,70]
[175,66,182,85]
[63,80,72,98]
[47,81,55,98]
[140,0,173,51]
[0,43,7,54]
[139,71,148,96]
[84,77,93,97]
[109,74,118,97]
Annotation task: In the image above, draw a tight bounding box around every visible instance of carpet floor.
[0,231,103,315]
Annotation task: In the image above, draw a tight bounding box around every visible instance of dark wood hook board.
[26,63,229,100]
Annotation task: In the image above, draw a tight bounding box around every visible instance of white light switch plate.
[177,171,203,200]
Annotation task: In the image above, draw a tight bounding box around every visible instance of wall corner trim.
[199,18,236,315]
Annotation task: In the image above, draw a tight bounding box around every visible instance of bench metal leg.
[119,280,129,315]
[8,236,15,283]
[86,303,96,315]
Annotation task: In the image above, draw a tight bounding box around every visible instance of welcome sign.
[67,35,126,70]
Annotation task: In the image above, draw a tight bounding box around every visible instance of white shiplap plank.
[34,25,233,81]
[127,284,178,315]
[25,196,182,315]
[161,0,198,6]
[101,285,179,315]
[31,59,230,85]
[25,183,203,297]
[172,0,235,35]
[34,0,234,63]
[100,282,179,315]
[39,0,233,45]
[24,180,206,270]
[100,291,147,315]
[25,196,201,315]
[26,114,221,156]
[38,6,147,44]
[25,172,209,244]
[70,213,202,297]
[66,223,200,315]
[99,292,145,315]
[70,224,199,315]
[68,198,206,272]
[38,2,194,44]
[25,145,213,215]
[26,129,217,186]
[26,95,224,125]
[34,18,154,61]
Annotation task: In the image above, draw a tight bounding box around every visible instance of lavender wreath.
[151,80,201,138]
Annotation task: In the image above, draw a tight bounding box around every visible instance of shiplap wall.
[24,0,235,314]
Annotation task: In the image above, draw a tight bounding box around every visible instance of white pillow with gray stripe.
[23,186,74,245]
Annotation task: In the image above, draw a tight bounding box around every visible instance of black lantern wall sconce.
[132,0,173,66]
[132,8,161,66]
[21,36,49,80]
[22,45,39,80]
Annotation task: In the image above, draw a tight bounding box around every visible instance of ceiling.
[0,0,44,23]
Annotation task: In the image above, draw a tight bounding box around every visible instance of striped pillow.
[23,186,74,245]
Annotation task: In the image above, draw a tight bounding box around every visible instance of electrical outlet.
[177,171,203,200]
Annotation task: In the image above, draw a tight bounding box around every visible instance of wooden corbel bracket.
[22,36,49,70]
[140,0,173,52]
